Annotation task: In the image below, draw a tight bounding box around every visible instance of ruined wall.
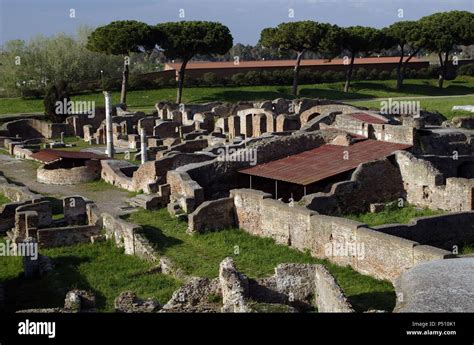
[314,265,354,312]
[3,119,73,139]
[37,160,101,185]
[168,131,337,212]
[228,189,451,281]
[132,152,214,193]
[303,158,404,215]
[374,212,474,250]
[187,197,235,234]
[100,160,136,191]
[102,213,157,262]
[395,151,474,211]
[37,225,100,247]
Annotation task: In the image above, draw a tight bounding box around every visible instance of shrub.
[354,68,368,80]
[231,73,247,86]
[245,70,264,85]
[43,80,70,122]
[128,75,154,90]
[20,86,44,99]
[457,63,474,77]
[201,72,219,86]
[321,70,337,82]
[367,69,381,80]
[379,70,391,80]
[101,77,121,91]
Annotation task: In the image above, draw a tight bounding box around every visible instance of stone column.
[140,128,147,164]
[60,132,64,144]
[103,91,114,158]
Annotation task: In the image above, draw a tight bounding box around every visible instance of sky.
[0,0,473,46]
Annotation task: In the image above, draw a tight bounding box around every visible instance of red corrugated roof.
[240,140,411,186]
[30,149,106,163]
[164,57,426,71]
[348,113,388,125]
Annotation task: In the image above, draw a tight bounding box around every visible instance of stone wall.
[0,174,43,202]
[168,130,339,213]
[314,265,354,312]
[226,189,451,281]
[2,119,73,139]
[374,212,474,250]
[37,160,101,185]
[188,197,235,234]
[302,158,404,215]
[37,225,100,247]
[102,213,157,262]
[395,151,474,211]
[100,160,137,191]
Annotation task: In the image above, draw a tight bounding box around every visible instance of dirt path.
[0,154,134,216]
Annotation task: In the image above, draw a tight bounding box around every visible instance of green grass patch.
[1,77,473,115]
[345,203,444,227]
[349,95,474,120]
[0,239,180,312]
[0,193,11,207]
[126,208,395,312]
[460,245,474,255]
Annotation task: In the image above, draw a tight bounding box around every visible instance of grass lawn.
[460,245,474,255]
[348,95,474,120]
[0,239,180,312]
[345,204,444,227]
[0,193,11,206]
[126,208,396,312]
[1,77,473,116]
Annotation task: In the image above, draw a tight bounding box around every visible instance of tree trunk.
[396,47,404,91]
[344,53,355,93]
[292,51,305,96]
[399,48,420,91]
[176,59,189,104]
[120,54,129,104]
[438,51,449,89]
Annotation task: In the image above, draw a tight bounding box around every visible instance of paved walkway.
[0,154,134,216]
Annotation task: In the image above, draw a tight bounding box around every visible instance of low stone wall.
[0,174,43,202]
[374,212,474,250]
[314,265,354,312]
[211,189,453,282]
[396,151,474,211]
[37,225,100,247]
[100,160,136,191]
[102,213,157,262]
[132,152,214,193]
[188,197,235,234]
[37,160,101,185]
[2,118,73,139]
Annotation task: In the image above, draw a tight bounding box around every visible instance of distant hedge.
[19,65,442,98]
[457,63,474,76]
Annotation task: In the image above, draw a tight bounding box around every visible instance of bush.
[457,63,474,77]
[379,70,391,80]
[128,75,154,90]
[20,86,44,99]
[321,70,337,82]
[354,68,368,80]
[201,72,219,86]
[101,77,121,91]
[367,69,381,80]
[231,73,247,86]
[43,80,70,123]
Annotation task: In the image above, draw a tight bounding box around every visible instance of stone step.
[129,194,167,210]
